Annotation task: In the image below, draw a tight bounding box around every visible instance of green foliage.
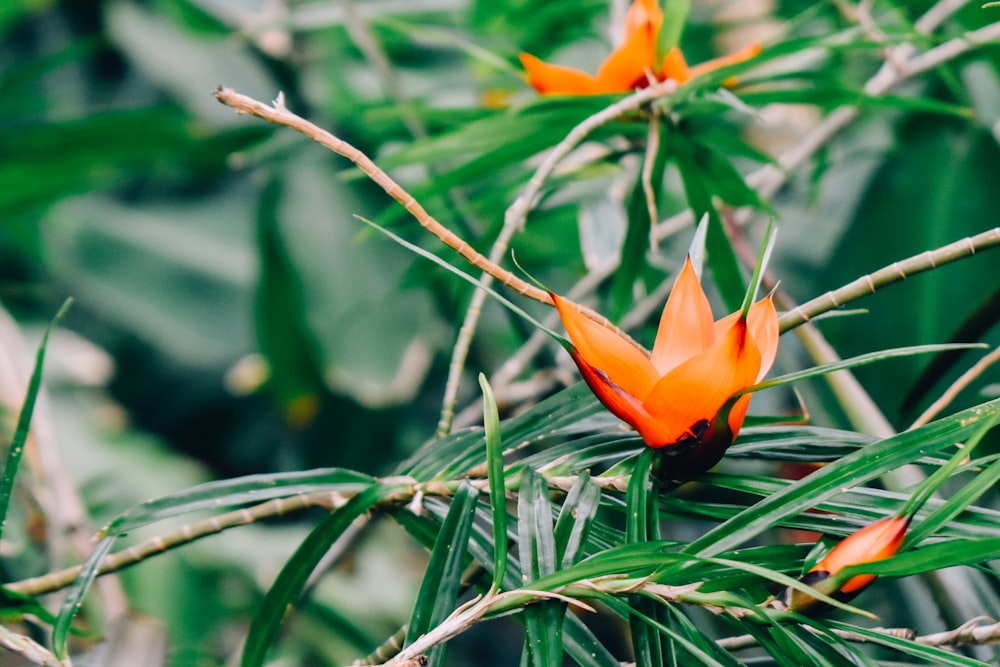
[2,0,1000,665]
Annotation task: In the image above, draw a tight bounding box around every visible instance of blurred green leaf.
[272,155,439,408]
[241,481,406,667]
[44,193,257,366]
[0,299,70,542]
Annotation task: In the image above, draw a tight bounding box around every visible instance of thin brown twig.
[5,471,634,597]
[717,616,1000,652]
[910,345,1000,429]
[210,87,640,356]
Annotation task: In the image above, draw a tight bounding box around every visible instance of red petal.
[643,318,762,446]
[551,293,657,401]
[650,258,716,376]
[812,516,909,594]
[569,349,678,448]
[519,53,601,95]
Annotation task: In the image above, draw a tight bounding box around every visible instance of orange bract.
[810,515,910,595]
[519,0,760,95]
[552,257,778,463]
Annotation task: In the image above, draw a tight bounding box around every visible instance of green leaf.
[683,398,1000,560]
[741,219,777,318]
[240,482,405,667]
[100,468,374,536]
[657,0,691,61]
[0,298,71,543]
[899,409,1000,522]
[610,119,670,320]
[667,129,745,311]
[553,473,601,569]
[255,175,325,423]
[908,455,1000,545]
[405,482,479,667]
[518,468,563,667]
[479,374,509,590]
[52,537,115,658]
[826,620,996,667]
[625,449,664,666]
[745,343,986,395]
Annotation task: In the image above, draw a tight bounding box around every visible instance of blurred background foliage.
[1,0,1000,665]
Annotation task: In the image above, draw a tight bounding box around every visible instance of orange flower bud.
[785,515,910,613]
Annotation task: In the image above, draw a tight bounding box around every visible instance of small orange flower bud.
[785,515,910,613]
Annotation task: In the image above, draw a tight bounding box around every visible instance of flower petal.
[643,318,762,446]
[747,294,779,381]
[812,516,909,595]
[688,42,761,82]
[551,293,657,401]
[569,348,680,448]
[519,53,602,95]
[594,20,658,92]
[660,47,691,83]
[650,257,716,376]
[712,296,779,383]
[623,0,662,36]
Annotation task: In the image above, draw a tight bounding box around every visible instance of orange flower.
[785,515,910,612]
[552,257,778,460]
[519,0,760,95]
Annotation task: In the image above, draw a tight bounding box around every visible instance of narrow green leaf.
[740,219,777,317]
[405,482,479,667]
[610,121,670,320]
[100,468,374,536]
[354,215,563,341]
[826,620,995,667]
[553,473,601,569]
[657,0,691,61]
[745,343,986,395]
[899,409,1000,523]
[661,605,742,667]
[668,130,745,311]
[909,455,1000,545]
[601,595,728,667]
[52,536,114,658]
[241,482,406,667]
[518,468,562,667]
[562,612,622,667]
[479,374,509,590]
[625,449,663,666]
[684,398,1000,560]
[0,298,72,543]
